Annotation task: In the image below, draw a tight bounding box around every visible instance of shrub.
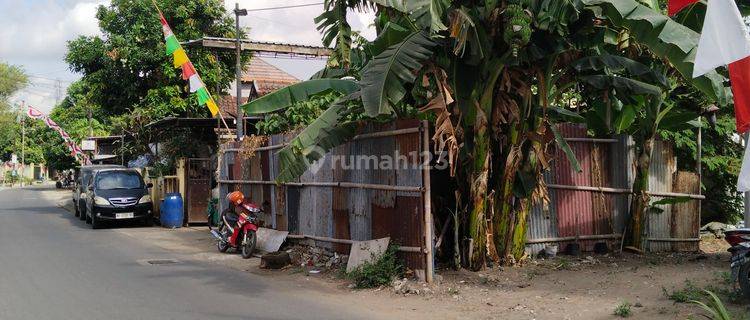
[614,302,632,318]
[347,244,404,288]
[663,280,703,303]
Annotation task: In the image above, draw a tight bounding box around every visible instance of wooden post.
[176,158,187,223]
[421,120,434,283]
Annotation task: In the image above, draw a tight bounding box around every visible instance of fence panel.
[218,120,431,279]
[526,125,702,255]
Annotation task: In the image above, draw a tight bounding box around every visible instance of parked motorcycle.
[725,228,750,300]
[209,191,259,259]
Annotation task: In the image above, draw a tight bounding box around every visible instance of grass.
[663,276,744,305]
[346,244,404,289]
[613,302,632,318]
[553,258,573,270]
[663,280,704,303]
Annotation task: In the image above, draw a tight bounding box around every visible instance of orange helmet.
[226,191,244,206]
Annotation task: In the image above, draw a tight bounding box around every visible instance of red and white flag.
[698,1,750,191]
[26,106,45,119]
[692,0,750,79]
[668,0,698,16]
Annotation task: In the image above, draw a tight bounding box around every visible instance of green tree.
[0,61,28,161]
[60,0,245,163]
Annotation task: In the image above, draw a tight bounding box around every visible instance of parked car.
[72,165,124,220]
[83,168,153,229]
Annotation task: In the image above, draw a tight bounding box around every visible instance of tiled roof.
[241,58,299,95]
[217,58,299,117]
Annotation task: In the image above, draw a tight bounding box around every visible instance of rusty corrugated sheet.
[526,170,559,255]
[348,134,373,241]
[371,129,397,239]
[554,124,595,250]
[217,121,426,270]
[647,140,676,252]
[611,135,635,235]
[332,143,351,253]
[671,171,700,252]
[393,119,425,271]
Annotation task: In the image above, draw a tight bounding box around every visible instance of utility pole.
[234,2,247,140]
[20,101,25,187]
[55,79,62,105]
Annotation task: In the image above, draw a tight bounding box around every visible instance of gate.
[186,158,211,224]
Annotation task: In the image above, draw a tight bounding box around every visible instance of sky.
[0,0,376,113]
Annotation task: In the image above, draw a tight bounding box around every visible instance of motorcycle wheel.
[241,231,257,259]
[740,262,750,301]
[217,225,230,253]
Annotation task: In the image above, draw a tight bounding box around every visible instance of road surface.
[0,185,382,320]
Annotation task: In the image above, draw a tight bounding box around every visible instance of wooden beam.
[183,37,332,57]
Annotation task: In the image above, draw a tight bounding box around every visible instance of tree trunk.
[626,135,654,250]
[468,109,491,270]
[493,122,525,264]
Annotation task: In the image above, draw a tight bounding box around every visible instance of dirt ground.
[54,188,749,319]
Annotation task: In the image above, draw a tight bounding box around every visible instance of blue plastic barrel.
[160,193,184,228]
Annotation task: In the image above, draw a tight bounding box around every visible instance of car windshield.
[95,172,142,190]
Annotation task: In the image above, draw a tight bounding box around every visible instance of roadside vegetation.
[346,245,404,289]
[613,301,632,318]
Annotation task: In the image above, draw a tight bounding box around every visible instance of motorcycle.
[209,191,260,259]
[725,228,750,300]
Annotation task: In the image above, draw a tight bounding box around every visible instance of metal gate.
[186,158,211,224]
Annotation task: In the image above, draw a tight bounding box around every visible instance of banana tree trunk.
[468,110,491,270]
[626,135,654,250]
[494,122,523,264]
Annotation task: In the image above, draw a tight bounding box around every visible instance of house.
[86,135,125,165]
[219,57,300,132]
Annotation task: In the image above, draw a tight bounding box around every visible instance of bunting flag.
[26,106,45,119]
[668,0,698,16]
[25,105,87,165]
[158,12,219,117]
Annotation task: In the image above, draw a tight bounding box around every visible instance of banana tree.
[241,0,729,268]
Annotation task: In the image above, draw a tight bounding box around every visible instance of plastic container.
[160,192,184,228]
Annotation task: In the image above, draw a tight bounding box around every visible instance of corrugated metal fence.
[218,120,433,281]
[526,124,703,255]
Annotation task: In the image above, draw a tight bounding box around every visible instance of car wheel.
[91,215,102,229]
[141,216,153,227]
[79,203,87,221]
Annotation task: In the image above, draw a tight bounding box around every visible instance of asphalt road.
[0,185,379,320]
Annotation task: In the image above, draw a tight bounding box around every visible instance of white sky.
[0,0,376,113]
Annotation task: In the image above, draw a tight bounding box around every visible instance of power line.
[26,75,74,84]
[246,2,323,12]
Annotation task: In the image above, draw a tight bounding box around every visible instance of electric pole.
[20,101,25,187]
[234,2,247,140]
[55,79,62,105]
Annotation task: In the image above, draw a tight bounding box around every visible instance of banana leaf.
[240,79,359,115]
[369,0,449,34]
[579,75,662,95]
[581,0,730,105]
[572,54,668,87]
[360,31,437,117]
[550,124,582,172]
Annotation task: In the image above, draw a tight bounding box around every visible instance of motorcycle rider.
[222,191,245,229]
